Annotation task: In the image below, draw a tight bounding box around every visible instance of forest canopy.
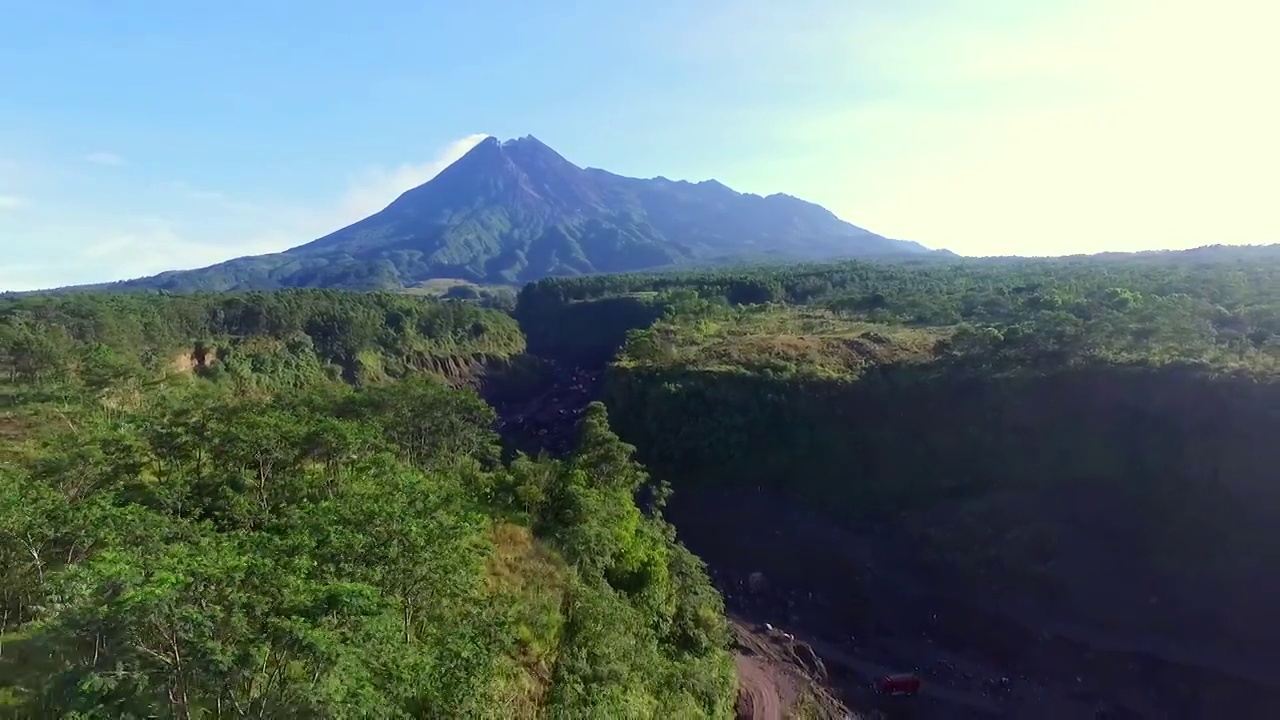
[3,244,1280,717]
[0,290,735,717]
[0,289,526,390]
[521,245,1280,377]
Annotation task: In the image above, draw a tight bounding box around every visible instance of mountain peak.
[448,135,577,177]
[502,134,548,149]
[98,135,937,292]
[499,134,578,173]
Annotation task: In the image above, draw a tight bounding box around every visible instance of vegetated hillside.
[0,289,527,390]
[516,243,1280,367]
[56,135,936,293]
[518,244,1280,716]
[9,244,1280,716]
[0,293,737,717]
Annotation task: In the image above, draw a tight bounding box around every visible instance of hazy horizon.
[2,0,1276,291]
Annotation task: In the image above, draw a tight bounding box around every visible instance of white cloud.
[85,223,294,275]
[169,132,490,244]
[334,133,489,224]
[187,132,492,252]
[85,151,125,166]
[1,219,296,292]
[0,195,25,210]
[0,133,491,291]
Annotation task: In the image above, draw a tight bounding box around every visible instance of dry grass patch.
[485,522,571,716]
[621,306,950,379]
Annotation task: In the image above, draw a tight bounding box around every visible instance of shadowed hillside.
[517,246,1280,717]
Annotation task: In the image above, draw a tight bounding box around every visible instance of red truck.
[875,673,923,696]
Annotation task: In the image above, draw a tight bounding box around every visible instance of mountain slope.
[87,135,939,292]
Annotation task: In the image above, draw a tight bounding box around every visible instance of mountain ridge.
[50,135,945,293]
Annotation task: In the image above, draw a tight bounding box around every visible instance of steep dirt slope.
[731,619,865,719]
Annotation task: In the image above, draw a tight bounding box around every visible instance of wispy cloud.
[0,195,25,210]
[1,133,491,291]
[334,133,488,224]
[174,132,490,243]
[2,218,296,292]
[162,180,261,214]
[85,151,126,166]
[79,220,277,271]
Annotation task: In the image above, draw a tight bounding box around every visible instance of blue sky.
[1,0,1276,290]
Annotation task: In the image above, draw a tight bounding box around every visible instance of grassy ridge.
[615,306,945,379]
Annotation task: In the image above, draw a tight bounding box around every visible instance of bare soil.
[731,620,852,719]
[735,653,786,720]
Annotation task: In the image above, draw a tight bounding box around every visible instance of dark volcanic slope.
[77,135,937,292]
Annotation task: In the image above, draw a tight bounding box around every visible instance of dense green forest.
[0,290,526,390]
[0,292,735,718]
[515,247,1280,651]
[520,245,1280,372]
[567,248,1280,658]
[5,244,1280,716]
[566,246,1280,516]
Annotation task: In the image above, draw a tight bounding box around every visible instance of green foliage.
[593,250,1280,611]
[1,364,734,717]
[516,294,669,364]
[617,305,944,380]
[408,279,517,311]
[17,244,1279,716]
[528,405,734,719]
[526,245,1280,376]
[0,290,525,394]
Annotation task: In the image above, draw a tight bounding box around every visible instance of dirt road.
[736,654,786,720]
[730,620,858,719]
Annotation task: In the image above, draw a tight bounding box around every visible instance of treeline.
[519,245,1280,321]
[0,376,736,717]
[580,245,1280,521]
[590,252,1280,662]
[0,290,526,390]
[519,246,1280,374]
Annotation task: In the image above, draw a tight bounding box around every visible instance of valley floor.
[489,360,1280,720]
[674,482,1280,720]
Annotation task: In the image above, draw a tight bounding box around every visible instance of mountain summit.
[101,136,938,292]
